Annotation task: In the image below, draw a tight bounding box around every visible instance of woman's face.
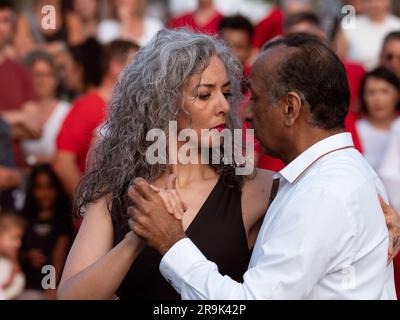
[33,172,57,211]
[63,53,84,93]
[364,77,399,121]
[177,56,232,150]
[32,59,57,100]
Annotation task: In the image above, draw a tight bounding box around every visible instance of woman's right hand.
[150,174,187,220]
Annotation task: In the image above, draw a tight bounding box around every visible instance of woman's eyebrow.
[196,81,231,89]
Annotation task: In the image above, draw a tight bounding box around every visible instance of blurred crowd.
[0,0,400,299]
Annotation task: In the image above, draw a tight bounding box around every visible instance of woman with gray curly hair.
[57,28,274,300]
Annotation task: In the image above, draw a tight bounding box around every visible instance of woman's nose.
[217,92,230,114]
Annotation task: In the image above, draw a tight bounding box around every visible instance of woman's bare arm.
[241,169,274,249]
[57,196,144,300]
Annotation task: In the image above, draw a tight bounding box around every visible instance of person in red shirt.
[0,1,36,114]
[252,7,283,49]
[218,15,253,77]
[283,11,364,153]
[168,0,223,35]
[54,40,139,198]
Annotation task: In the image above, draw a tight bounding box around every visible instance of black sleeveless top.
[113,176,251,300]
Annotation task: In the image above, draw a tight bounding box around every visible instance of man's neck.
[282,128,345,165]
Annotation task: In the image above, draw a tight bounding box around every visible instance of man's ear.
[282,91,302,127]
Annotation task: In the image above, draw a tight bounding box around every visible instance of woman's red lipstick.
[213,124,226,132]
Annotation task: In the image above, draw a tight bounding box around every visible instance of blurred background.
[0,0,400,300]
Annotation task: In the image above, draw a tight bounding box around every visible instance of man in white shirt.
[128,34,397,299]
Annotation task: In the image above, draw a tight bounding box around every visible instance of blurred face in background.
[34,172,57,211]
[284,21,325,39]
[346,0,365,14]
[0,224,23,258]
[364,76,399,122]
[114,0,145,17]
[0,7,14,50]
[31,59,57,100]
[220,28,252,67]
[282,0,312,16]
[362,0,391,19]
[63,52,84,93]
[381,39,400,79]
[73,0,98,21]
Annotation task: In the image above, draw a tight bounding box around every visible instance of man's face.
[381,39,400,79]
[0,8,14,49]
[220,28,252,67]
[248,47,287,158]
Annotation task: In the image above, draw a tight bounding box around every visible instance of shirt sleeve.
[160,188,356,299]
[56,100,91,154]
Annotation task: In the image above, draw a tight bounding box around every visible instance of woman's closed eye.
[223,92,232,99]
[198,93,211,101]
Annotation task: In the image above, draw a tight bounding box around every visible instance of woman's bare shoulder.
[242,169,275,223]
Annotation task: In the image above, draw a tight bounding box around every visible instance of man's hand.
[127,178,186,256]
[379,195,400,263]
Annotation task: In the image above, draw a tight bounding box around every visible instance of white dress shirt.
[160,133,397,299]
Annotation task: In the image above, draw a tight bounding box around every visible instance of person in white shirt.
[20,50,70,165]
[335,0,400,70]
[128,34,398,299]
[97,0,163,46]
[379,118,400,212]
[356,66,400,171]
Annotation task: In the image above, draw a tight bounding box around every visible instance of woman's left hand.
[150,174,187,220]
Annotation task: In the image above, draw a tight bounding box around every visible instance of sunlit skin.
[247,48,290,160]
[364,77,399,129]
[177,55,232,154]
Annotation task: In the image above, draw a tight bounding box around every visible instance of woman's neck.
[172,163,217,189]
[368,115,396,130]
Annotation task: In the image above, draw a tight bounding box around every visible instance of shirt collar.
[273,132,354,184]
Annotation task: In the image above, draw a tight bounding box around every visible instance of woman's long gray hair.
[74,29,246,232]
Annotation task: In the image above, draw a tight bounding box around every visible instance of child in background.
[20,165,72,300]
[0,210,26,300]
